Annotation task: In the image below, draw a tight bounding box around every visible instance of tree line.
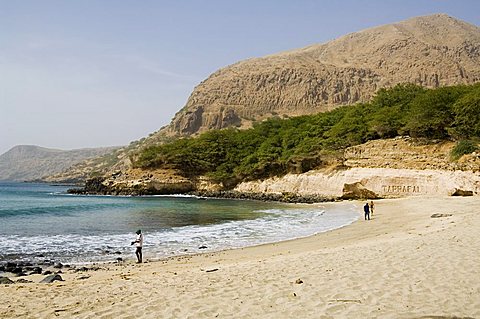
[133,83,480,185]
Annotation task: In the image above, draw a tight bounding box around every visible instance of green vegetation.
[450,140,479,161]
[134,83,480,185]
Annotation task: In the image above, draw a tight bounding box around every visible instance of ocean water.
[0,182,359,264]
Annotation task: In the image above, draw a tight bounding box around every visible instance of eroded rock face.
[344,137,480,171]
[164,14,480,136]
[234,137,480,198]
[234,167,480,198]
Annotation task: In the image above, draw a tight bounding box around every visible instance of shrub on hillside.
[450,140,479,160]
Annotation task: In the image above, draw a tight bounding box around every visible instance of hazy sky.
[1,0,479,154]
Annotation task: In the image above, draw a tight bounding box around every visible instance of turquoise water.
[0,182,358,264]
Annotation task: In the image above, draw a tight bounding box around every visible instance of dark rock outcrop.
[40,274,64,283]
[0,277,14,284]
[29,267,43,275]
[189,190,334,203]
[451,189,474,196]
[68,170,195,196]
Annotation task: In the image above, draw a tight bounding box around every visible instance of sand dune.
[1,197,479,318]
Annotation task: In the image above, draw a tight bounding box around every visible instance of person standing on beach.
[363,202,370,220]
[131,229,143,263]
[369,200,375,216]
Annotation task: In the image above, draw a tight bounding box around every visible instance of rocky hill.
[163,14,480,137]
[0,145,120,182]
[50,13,480,184]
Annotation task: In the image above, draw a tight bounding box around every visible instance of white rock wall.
[234,168,480,197]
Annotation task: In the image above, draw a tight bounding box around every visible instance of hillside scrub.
[134,83,480,184]
[450,140,479,161]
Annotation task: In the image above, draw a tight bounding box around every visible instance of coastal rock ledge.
[69,138,480,200]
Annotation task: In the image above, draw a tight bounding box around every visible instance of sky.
[1,0,479,155]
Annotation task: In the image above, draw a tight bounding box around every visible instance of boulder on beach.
[0,276,14,284]
[29,267,42,275]
[40,274,64,283]
[451,189,474,196]
[4,262,17,273]
[341,182,379,200]
[16,278,33,283]
[11,267,24,274]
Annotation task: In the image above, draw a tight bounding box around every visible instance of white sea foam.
[0,202,358,264]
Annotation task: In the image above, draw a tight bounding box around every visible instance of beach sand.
[1,196,479,318]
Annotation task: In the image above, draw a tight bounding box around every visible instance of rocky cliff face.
[163,14,480,136]
[234,137,480,198]
[0,145,120,182]
[344,137,480,171]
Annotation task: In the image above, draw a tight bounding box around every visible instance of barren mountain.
[164,14,480,137]
[49,14,480,184]
[0,145,120,182]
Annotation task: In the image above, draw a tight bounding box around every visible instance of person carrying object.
[131,229,143,263]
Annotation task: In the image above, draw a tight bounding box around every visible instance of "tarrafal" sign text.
[382,185,421,193]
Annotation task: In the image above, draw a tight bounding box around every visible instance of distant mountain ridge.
[0,145,120,182]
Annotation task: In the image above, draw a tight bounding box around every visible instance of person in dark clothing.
[363,202,370,220]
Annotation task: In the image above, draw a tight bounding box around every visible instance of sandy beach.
[1,196,479,318]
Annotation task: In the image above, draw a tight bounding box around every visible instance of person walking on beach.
[131,229,143,263]
[363,202,370,220]
[369,200,375,216]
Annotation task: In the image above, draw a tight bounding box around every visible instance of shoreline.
[1,196,480,318]
[0,199,357,270]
